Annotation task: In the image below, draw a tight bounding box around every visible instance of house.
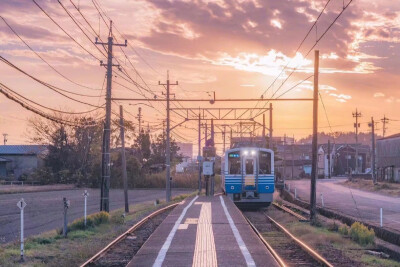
[275,144,312,179]
[0,145,47,180]
[377,133,400,182]
[318,143,335,178]
[334,144,369,175]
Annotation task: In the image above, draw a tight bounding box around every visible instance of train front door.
[242,155,257,192]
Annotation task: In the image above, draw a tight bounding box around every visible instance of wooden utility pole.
[310,50,319,224]
[382,115,389,138]
[353,109,362,174]
[328,139,331,178]
[291,135,294,180]
[370,117,376,184]
[119,105,129,213]
[137,107,142,133]
[96,21,127,212]
[283,134,287,180]
[159,71,178,202]
[223,125,226,152]
[262,114,266,147]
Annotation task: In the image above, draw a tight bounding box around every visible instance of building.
[275,144,312,179]
[334,144,369,175]
[0,145,47,180]
[318,143,335,178]
[377,134,400,182]
[176,142,193,160]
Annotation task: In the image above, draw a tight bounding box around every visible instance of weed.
[68,211,109,232]
[349,222,375,246]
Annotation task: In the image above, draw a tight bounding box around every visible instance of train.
[221,147,275,208]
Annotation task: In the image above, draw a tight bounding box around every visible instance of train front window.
[245,159,254,175]
[228,152,241,174]
[259,151,271,174]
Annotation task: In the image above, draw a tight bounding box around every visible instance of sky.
[0,0,399,155]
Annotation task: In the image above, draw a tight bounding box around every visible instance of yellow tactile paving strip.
[192,202,218,267]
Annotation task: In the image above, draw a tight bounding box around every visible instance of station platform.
[128,195,279,267]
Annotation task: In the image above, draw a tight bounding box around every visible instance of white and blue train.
[221,147,274,208]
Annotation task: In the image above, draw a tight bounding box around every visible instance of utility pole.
[283,134,286,180]
[269,103,273,149]
[2,133,8,145]
[310,50,319,224]
[159,71,178,202]
[205,122,208,143]
[291,135,294,180]
[369,117,376,184]
[328,139,331,178]
[223,125,226,152]
[230,128,233,148]
[262,114,266,148]
[95,21,127,212]
[382,115,389,138]
[353,109,362,174]
[198,113,201,194]
[137,107,142,133]
[119,105,129,213]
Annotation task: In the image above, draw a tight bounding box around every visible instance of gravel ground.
[0,188,192,244]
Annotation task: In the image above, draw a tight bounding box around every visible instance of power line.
[0,85,100,126]
[0,56,104,108]
[0,15,102,91]
[32,0,101,61]
[0,82,103,115]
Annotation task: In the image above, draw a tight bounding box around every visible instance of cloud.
[374,92,385,97]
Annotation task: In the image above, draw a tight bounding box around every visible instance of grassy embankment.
[271,199,400,266]
[0,192,195,267]
[341,178,400,197]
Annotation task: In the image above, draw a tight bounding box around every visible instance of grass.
[0,192,195,267]
[0,184,76,195]
[341,179,400,197]
[267,199,400,266]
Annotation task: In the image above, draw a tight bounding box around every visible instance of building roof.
[377,133,400,141]
[0,145,47,155]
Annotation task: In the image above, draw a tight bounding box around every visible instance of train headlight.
[243,150,248,155]
[251,150,256,155]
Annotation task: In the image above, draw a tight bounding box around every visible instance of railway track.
[244,205,333,267]
[80,203,178,267]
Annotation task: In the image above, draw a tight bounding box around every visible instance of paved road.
[0,189,192,244]
[286,178,400,232]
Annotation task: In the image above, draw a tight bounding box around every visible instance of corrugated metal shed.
[0,145,47,155]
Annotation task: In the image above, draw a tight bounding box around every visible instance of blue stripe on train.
[225,183,275,193]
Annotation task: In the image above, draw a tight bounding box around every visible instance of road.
[0,188,192,244]
[286,178,400,232]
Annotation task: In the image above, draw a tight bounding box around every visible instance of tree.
[148,132,182,166]
[133,130,151,163]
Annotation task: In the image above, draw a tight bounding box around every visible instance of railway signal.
[83,190,89,228]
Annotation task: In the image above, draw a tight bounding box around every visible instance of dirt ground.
[341,179,400,197]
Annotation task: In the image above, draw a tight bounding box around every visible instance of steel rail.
[80,202,179,267]
[244,216,287,267]
[265,213,334,267]
[272,202,308,221]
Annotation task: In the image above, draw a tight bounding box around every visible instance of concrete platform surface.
[128,195,279,267]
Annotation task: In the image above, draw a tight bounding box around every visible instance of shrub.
[68,211,109,232]
[349,222,375,245]
[328,221,339,232]
[338,225,349,236]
